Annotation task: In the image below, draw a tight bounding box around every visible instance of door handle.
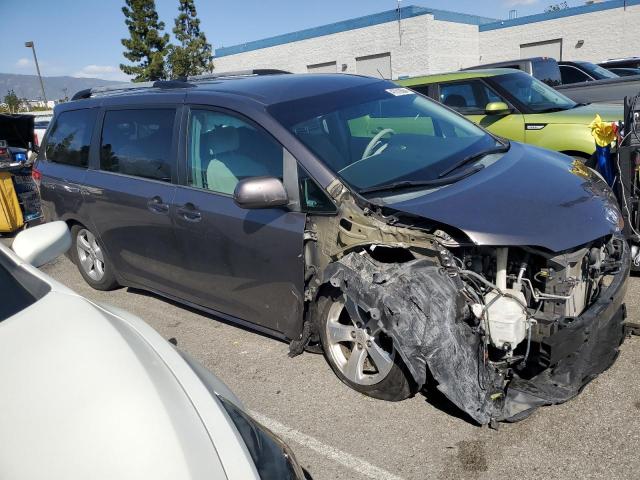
[147,196,170,214]
[177,203,202,222]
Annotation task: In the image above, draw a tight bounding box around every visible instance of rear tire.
[70,224,119,291]
[314,288,416,401]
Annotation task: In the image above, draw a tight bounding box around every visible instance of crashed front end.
[302,179,629,425]
[324,237,628,424]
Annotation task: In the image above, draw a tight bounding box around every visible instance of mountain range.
[0,73,125,101]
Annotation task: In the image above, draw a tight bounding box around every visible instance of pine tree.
[120,0,170,82]
[167,0,213,78]
[3,90,21,114]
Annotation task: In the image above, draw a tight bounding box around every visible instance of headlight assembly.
[217,396,306,480]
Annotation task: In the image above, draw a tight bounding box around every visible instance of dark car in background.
[599,57,640,70]
[606,67,640,77]
[37,71,629,425]
[463,56,562,86]
[558,60,620,84]
[468,57,640,104]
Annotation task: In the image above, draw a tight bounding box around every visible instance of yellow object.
[570,158,592,179]
[589,114,616,147]
[0,172,24,233]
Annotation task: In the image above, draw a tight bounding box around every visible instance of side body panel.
[39,163,88,224]
[81,102,184,295]
[523,119,595,157]
[466,112,526,142]
[172,186,306,338]
[82,170,183,294]
[173,102,307,339]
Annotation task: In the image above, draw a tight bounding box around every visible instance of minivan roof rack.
[71,79,196,100]
[71,69,290,101]
[187,69,291,81]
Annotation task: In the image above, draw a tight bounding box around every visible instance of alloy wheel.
[325,297,395,386]
[76,229,105,281]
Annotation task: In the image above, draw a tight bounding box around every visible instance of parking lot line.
[249,411,407,480]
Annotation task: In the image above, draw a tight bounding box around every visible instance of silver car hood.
[0,271,257,480]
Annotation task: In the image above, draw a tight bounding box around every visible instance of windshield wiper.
[537,106,569,113]
[359,165,484,195]
[437,143,509,179]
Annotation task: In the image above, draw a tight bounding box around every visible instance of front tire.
[70,224,119,291]
[314,289,416,401]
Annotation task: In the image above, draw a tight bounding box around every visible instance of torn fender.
[323,252,504,425]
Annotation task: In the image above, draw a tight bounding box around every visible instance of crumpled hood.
[383,142,621,252]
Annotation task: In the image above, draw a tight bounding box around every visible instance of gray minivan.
[37,71,629,425]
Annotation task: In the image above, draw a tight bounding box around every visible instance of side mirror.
[485,102,511,115]
[12,221,71,267]
[233,176,289,209]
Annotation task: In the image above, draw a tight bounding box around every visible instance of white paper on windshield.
[385,87,414,96]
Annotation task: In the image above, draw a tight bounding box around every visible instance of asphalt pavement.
[39,255,640,480]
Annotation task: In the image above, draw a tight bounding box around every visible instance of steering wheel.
[361,128,395,160]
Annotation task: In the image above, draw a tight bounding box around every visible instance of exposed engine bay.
[298,180,629,424]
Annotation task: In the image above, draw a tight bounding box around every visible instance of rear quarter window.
[45,109,96,167]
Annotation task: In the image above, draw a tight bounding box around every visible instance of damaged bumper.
[324,240,630,425]
[500,241,630,422]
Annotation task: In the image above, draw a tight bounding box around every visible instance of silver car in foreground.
[0,222,305,480]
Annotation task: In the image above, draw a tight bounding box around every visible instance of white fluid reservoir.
[484,290,527,350]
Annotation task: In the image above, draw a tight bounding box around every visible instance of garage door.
[307,61,337,73]
[520,39,562,61]
[356,53,392,79]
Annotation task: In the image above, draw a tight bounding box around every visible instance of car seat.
[443,94,468,109]
[202,127,269,195]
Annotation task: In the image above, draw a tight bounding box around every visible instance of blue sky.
[1,0,583,81]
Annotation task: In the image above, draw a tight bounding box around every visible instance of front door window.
[439,80,503,114]
[187,110,283,195]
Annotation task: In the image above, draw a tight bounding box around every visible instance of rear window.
[100,109,176,182]
[532,59,562,86]
[45,109,96,167]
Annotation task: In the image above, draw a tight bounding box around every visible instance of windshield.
[269,82,498,193]
[491,72,577,113]
[574,61,619,80]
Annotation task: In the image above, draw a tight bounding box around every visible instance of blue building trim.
[215,5,497,58]
[480,0,640,31]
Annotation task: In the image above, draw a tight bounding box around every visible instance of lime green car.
[397,69,621,161]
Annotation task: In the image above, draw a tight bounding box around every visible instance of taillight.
[33,132,39,147]
[32,167,42,186]
[0,147,8,159]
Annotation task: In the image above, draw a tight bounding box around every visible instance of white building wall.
[478,4,640,64]
[214,4,640,78]
[214,15,480,79]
